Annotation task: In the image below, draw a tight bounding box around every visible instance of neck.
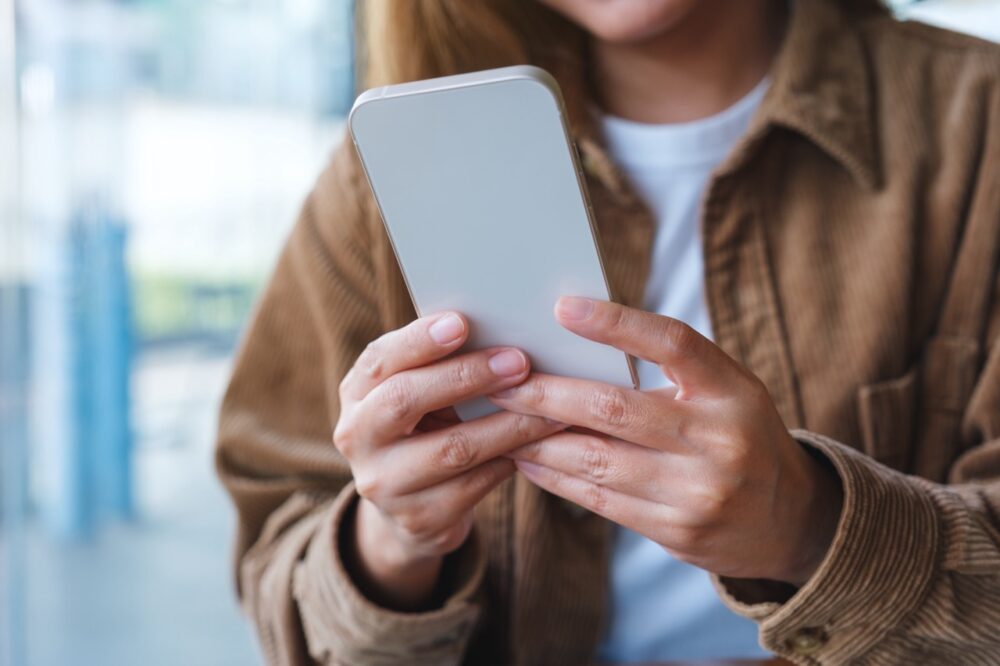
[591,0,787,124]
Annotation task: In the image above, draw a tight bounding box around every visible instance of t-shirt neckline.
[598,76,770,169]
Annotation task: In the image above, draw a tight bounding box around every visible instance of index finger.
[341,312,468,401]
[490,373,691,451]
[554,298,743,395]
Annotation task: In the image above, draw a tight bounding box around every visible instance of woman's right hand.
[334,312,562,610]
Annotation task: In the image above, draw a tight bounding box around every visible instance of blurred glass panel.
[6,0,351,664]
[2,1,27,664]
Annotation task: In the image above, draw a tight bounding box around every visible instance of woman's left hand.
[492,297,843,586]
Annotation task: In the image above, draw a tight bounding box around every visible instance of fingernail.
[515,460,543,476]
[429,313,464,345]
[488,349,527,377]
[556,296,594,321]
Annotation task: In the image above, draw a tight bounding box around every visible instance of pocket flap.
[857,367,918,470]
[921,336,980,413]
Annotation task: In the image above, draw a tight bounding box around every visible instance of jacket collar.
[578,0,884,193]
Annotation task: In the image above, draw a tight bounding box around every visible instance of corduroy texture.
[215,1,1000,663]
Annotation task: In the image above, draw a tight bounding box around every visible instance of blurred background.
[0,1,997,665]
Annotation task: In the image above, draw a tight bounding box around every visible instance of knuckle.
[582,439,613,482]
[438,428,477,470]
[460,467,490,497]
[674,413,697,443]
[356,339,387,383]
[425,527,461,552]
[663,318,699,359]
[332,419,355,456]
[673,523,708,553]
[607,303,629,331]
[512,413,540,444]
[397,508,434,540]
[380,378,416,423]
[692,472,742,523]
[696,488,728,523]
[472,459,511,491]
[449,359,479,393]
[338,369,354,398]
[711,423,758,464]
[522,378,547,408]
[353,471,381,501]
[516,439,543,461]
[719,467,748,500]
[588,386,631,428]
[583,483,609,514]
[715,431,751,470]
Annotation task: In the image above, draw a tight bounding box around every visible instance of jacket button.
[786,627,828,656]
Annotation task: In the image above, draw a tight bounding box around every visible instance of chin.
[538,0,704,44]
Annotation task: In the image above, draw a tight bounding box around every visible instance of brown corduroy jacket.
[216,1,1000,664]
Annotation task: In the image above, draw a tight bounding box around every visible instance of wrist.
[344,497,444,611]
[777,442,844,586]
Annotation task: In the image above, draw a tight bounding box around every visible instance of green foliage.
[131,271,261,343]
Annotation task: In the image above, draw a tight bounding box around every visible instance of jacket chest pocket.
[857,336,981,480]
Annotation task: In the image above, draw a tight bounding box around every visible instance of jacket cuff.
[714,430,940,664]
[292,483,486,666]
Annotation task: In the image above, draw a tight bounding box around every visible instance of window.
[2,2,352,664]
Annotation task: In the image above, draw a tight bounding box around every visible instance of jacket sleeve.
[215,142,486,666]
[714,113,1000,665]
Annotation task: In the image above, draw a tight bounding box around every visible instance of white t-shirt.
[596,77,772,662]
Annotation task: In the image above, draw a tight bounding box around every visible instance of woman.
[216,0,1000,663]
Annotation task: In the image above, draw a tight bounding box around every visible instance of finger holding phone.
[333,311,563,611]
[342,66,704,608]
[494,297,844,586]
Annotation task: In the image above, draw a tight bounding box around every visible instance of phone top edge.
[347,64,635,390]
[348,65,564,134]
[347,85,386,140]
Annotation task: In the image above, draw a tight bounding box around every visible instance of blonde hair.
[358,1,591,132]
[357,0,887,135]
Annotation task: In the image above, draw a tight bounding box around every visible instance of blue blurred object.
[1,285,30,666]
[37,202,134,540]
[74,205,134,523]
[325,0,356,116]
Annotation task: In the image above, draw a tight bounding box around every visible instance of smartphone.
[349,65,638,420]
